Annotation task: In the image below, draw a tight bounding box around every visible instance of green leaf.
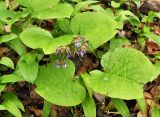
[101,48,155,98]
[0,9,28,26]
[2,100,22,117]
[82,48,156,99]
[116,10,140,26]
[32,4,73,19]
[0,57,14,69]
[88,5,106,13]
[3,92,24,111]
[71,12,118,50]
[0,74,24,83]
[73,1,98,14]
[0,1,7,10]
[143,32,160,45]
[105,8,115,17]
[41,35,73,54]
[57,19,70,32]
[111,98,130,117]
[18,52,38,83]
[152,107,160,117]
[137,96,146,113]
[0,33,17,43]
[0,10,15,23]
[0,105,6,110]
[16,0,60,11]
[35,60,86,106]
[134,0,141,7]
[20,27,53,49]
[42,100,52,117]
[6,38,27,56]
[111,1,121,8]
[0,84,5,93]
[20,27,73,54]
[82,94,96,117]
[102,48,156,83]
[110,37,130,51]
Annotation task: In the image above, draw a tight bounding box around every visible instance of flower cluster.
[54,35,88,68]
[55,60,67,68]
[55,45,71,59]
[72,35,88,57]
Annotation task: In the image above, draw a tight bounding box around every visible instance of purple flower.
[74,41,82,48]
[77,50,86,57]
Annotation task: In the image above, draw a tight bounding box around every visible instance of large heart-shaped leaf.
[20,27,73,54]
[16,0,73,19]
[71,12,118,50]
[35,60,86,106]
[32,4,73,19]
[20,27,53,49]
[82,48,156,99]
[16,0,60,11]
[101,48,156,83]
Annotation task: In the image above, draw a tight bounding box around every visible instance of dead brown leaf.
[137,111,147,117]
[146,41,159,55]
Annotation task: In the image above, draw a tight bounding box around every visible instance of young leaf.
[73,1,98,14]
[152,107,160,117]
[0,9,28,26]
[0,10,15,24]
[88,5,106,13]
[0,84,6,93]
[3,92,25,112]
[110,37,130,51]
[0,33,17,43]
[111,98,130,117]
[6,38,27,56]
[111,1,121,8]
[0,57,14,69]
[137,96,146,113]
[35,60,86,106]
[115,10,140,26]
[0,74,24,83]
[71,12,118,50]
[2,100,22,117]
[18,52,38,83]
[42,100,52,117]
[143,32,160,45]
[0,105,6,110]
[82,94,96,117]
[57,19,70,32]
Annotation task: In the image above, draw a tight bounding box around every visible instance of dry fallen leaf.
[144,92,153,99]
[137,111,147,117]
[146,99,158,108]
[29,108,42,117]
[150,85,160,96]
[146,41,159,54]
